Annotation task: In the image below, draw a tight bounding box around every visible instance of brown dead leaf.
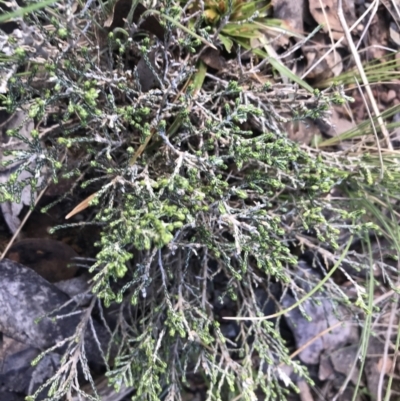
[319,355,335,381]
[272,0,305,33]
[0,339,41,395]
[266,0,307,50]
[377,356,393,374]
[200,48,227,71]
[316,107,355,138]
[365,336,385,399]
[329,107,354,135]
[309,0,356,41]
[285,118,320,145]
[363,12,389,60]
[297,379,314,401]
[303,39,343,81]
[0,336,30,365]
[6,238,78,283]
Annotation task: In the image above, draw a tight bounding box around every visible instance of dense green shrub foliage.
[1,1,397,400]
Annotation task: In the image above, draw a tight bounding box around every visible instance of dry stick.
[0,153,67,260]
[333,269,400,399]
[337,0,392,151]
[355,0,379,52]
[355,77,385,179]
[224,235,353,321]
[380,261,400,401]
[338,5,396,398]
[385,290,400,401]
[283,320,343,364]
[317,0,338,65]
[252,321,346,401]
[372,284,400,307]
[378,293,397,401]
[0,181,49,260]
[301,0,377,80]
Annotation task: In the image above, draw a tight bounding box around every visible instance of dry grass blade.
[302,0,378,79]
[0,183,49,260]
[65,192,98,220]
[145,9,217,50]
[129,59,206,166]
[5,0,400,399]
[337,0,392,151]
[224,235,353,321]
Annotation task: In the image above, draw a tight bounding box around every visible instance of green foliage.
[1,0,399,400]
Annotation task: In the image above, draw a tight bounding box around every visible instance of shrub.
[0,1,393,400]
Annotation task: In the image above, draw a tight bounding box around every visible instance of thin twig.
[337,0,393,151]
[302,0,378,80]
[0,180,48,259]
[0,151,67,259]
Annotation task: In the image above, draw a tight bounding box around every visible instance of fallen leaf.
[297,379,314,401]
[303,38,343,81]
[200,47,227,70]
[285,118,320,145]
[309,0,356,41]
[318,354,334,381]
[6,238,79,283]
[316,107,355,139]
[377,356,393,375]
[272,0,305,34]
[365,12,389,60]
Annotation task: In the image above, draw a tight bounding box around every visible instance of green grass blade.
[144,9,217,50]
[318,104,400,147]
[234,38,314,92]
[0,0,58,22]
